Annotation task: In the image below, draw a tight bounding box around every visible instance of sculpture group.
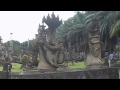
[34,13,103,71]
[1,12,120,71]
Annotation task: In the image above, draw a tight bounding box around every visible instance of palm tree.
[95,11,120,53]
[56,12,86,52]
[85,11,120,53]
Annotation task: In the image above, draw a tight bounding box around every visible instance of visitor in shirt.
[108,52,113,67]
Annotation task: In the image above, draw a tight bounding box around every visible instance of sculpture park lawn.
[0,63,23,72]
[68,62,86,69]
[0,62,86,72]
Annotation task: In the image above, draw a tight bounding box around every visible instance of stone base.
[10,67,119,79]
[85,54,102,66]
[0,71,9,79]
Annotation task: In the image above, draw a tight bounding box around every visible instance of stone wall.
[10,67,119,79]
[0,71,8,79]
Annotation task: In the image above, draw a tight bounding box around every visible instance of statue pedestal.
[85,54,102,68]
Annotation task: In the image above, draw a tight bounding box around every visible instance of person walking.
[108,52,113,67]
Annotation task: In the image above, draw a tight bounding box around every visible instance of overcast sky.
[0,11,75,43]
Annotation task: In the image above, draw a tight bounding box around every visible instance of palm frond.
[110,20,120,38]
[67,24,85,39]
[84,13,95,21]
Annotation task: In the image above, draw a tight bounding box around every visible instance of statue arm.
[44,43,62,51]
[40,43,58,68]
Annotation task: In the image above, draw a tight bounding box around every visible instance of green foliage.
[37,55,40,61]
[55,11,120,53]
[110,20,120,38]
[11,63,22,72]
[3,39,37,57]
[56,11,86,42]
[21,54,28,63]
[94,11,120,38]
[0,63,23,72]
[21,39,36,49]
[12,56,20,62]
[3,40,21,55]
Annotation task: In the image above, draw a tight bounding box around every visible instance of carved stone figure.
[80,19,102,68]
[113,38,120,62]
[37,12,63,70]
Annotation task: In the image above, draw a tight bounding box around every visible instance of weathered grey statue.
[114,38,120,61]
[80,18,102,68]
[37,13,63,70]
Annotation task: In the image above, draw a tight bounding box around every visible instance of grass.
[118,68,120,78]
[68,62,86,69]
[11,63,23,72]
[0,63,23,72]
[0,62,86,72]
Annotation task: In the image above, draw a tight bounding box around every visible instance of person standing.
[108,52,113,67]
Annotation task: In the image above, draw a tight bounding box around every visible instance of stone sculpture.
[37,12,63,70]
[80,18,102,68]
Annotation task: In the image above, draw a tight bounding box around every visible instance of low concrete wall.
[10,67,119,79]
[0,71,8,79]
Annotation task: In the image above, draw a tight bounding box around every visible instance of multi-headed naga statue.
[37,13,64,70]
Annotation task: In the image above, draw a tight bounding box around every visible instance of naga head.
[42,12,62,31]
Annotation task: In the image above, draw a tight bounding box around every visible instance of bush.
[37,55,40,61]
[21,55,28,63]
[12,56,20,62]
